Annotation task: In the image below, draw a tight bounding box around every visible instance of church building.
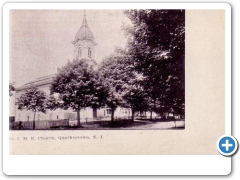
[13,12,134,127]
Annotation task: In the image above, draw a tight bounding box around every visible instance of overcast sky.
[9,10,131,87]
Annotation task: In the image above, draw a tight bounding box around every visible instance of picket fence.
[10,119,69,130]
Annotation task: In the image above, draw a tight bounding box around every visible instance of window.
[27,116,29,121]
[57,115,59,120]
[106,109,111,115]
[88,48,91,58]
[121,108,124,114]
[78,47,82,58]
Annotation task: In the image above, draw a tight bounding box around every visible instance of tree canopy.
[98,48,151,122]
[98,52,127,122]
[124,9,185,116]
[50,58,106,127]
[16,84,47,129]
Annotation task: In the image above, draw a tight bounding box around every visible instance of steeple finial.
[81,9,88,27]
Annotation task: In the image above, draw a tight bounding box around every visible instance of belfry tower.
[72,11,97,60]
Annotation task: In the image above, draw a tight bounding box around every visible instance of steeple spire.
[81,10,88,27]
[72,9,97,61]
[73,9,97,44]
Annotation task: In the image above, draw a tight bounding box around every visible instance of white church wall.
[95,107,132,120]
[115,107,132,119]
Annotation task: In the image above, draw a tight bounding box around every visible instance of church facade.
[13,13,149,125]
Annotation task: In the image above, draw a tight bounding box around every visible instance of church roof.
[74,14,96,44]
[16,74,55,91]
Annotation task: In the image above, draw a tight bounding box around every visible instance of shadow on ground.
[81,119,151,129]
[10,119,185,130]
[169,126,185,130]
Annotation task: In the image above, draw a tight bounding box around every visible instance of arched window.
[88,48,91,58]
[78,47,82,58]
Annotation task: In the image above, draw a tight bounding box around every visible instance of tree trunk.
[93,107,97,118]
[33,111,36,130]
[77,109,81,127]
[111,108,115,124]
[174,115,176,128]
[131,108,135,122]
[150,110,153,120]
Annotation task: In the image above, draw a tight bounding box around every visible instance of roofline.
[16,81,52,92]
[36,74,56,79]
[16,74,55,92]
[71,38,97,46]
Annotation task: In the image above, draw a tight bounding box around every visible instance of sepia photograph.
[9,9,185,131]
[3,2,230,175]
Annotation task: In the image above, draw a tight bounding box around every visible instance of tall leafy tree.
[15,84,47,129]
[89,71,108,117]
[122,82,148,122]
[120,54,148,122]
[98,51,129,123]
[124,9,185,117]
[50,59,102,127]
[99,49,149,122]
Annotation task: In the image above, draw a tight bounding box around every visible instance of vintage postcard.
[3,2,231,175]
[9,9,185,131]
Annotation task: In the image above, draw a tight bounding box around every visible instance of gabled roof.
[16,74,55,91]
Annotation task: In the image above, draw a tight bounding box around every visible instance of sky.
[9,10,132,87]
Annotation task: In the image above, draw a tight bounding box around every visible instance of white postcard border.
[3,2,231,175]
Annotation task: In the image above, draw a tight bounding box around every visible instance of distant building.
[13,12,136,124]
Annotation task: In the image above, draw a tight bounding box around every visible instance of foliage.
[122,83,148,121]
[16,84,47,113]
[120,56,149,121]
[98,52,127,121]
[45,95,59,111]
[99,49,150,122]
[15,84,47,129]
[51,59,95,110]
[124,9,185,116]
[90,71,108,109]
[50,59,106,126]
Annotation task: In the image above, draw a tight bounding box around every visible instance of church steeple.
[72,10,97,62]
